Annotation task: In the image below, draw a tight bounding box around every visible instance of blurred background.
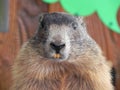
[0,0,120,90]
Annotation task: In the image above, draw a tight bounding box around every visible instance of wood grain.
[0,0,17,89]
[17,0,48,45]
[0,0,48,90]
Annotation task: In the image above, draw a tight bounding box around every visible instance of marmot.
[11,12,114,90]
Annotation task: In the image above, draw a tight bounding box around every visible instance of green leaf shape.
[42,0,120,33]
[43,0,58,3]
[60,0,96,16]
[96,0,120,33]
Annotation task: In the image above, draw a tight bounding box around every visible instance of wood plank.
[0,0,48,90]
[0,0,17,89]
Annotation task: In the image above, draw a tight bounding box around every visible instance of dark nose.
[50,42,65,53]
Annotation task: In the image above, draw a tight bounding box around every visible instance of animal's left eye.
[72,22,78,30]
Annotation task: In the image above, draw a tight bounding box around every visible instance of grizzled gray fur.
[31,12,99,61]
[11,12,114,90]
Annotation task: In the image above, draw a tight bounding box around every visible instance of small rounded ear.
[38,13,49,29]
[74,16,87,28]
[39,13,45,23]
[34,13,46,37]
[39,13,49,22]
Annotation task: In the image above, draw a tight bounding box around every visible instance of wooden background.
[0,0,120,90]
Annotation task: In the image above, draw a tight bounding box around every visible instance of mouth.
[53,53,61,59]
[47,53,67,61]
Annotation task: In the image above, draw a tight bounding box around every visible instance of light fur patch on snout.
[45,24,71,60]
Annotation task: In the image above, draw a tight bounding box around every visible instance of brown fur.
[11,12,114,90]
[11,42,114,90]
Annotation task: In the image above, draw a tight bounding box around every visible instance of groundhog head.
[30,12,98,61]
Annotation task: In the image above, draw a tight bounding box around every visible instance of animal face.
[44,24,71,60]
[32,12,89,61]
